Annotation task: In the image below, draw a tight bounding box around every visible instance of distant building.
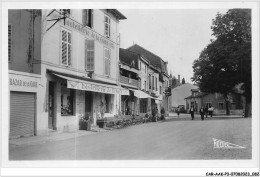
[185,89,244,115]
[127,44,171,116]
[171,83,198,111]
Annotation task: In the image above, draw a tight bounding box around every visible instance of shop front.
[9,71,41,139]
[47,71,129,132]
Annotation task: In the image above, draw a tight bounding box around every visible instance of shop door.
[48,81,55,129]
[85,91,92,117]
[10,91,36,138]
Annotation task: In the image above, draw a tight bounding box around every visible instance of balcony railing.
[120,75,138,88]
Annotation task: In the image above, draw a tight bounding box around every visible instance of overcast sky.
[119,9,228,83]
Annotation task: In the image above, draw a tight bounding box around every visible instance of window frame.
[85,39,95,71]
[104,14,111,38]
[104,47,111,77]
[231,102,236,110]
[60,28,72,67]
[218,102,224,110]
[83,9,93,28]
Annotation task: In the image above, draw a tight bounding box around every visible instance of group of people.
[188,105,214,120]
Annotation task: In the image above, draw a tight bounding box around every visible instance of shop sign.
[63,19,115,49]
[9,73,39,92]
[67,80,129,95]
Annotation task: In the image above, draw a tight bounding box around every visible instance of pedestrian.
[190,105,195,120]
[160,107,165,121]
[208,105,214,117]
[204,106,208,118]
[199,107,205,120]
[176,106,180,118]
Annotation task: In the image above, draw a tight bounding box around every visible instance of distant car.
[177,105,186,113]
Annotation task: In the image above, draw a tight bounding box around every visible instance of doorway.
[85,91,93,118]
[48,81,56,129]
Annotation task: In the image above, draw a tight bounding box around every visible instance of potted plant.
[79,113,91,131]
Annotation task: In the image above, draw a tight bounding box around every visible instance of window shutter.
[68,32,72,66]
[91,9,93,28]
[85,40,94,71]
[8,25,11,61]
[61,29,72,66]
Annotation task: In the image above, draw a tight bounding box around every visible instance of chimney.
[178,75,180,83]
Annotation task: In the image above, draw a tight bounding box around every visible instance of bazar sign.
[64,19,115,49]
[9,74,39,92]
[67,80,129,95]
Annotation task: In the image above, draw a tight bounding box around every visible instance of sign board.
[63,19,115,49]
[9,73,40,92]
[67,80,129,95]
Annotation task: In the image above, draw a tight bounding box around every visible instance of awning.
[128,88,153,98]
[53,73,129,95]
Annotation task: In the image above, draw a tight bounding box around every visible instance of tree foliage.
[191,9,251,116]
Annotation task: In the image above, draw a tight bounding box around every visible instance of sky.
[119,9,228,83]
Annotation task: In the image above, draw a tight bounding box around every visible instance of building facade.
[8,9,127,138]
[127,44,171,116]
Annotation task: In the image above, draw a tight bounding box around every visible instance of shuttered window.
[82,9,93,28]
[104,15,110,38]
[104,47,111,76]
[85,40,95,71]
[8,25,12,61]
[61,29,72,66]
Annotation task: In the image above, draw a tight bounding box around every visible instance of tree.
[182,78,186,84]
[192,9,251,117]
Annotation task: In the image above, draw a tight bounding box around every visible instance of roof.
[119,48,139,70]
[171,83,198,107]
[127,44,168,76]
[107,9,127,20]
[185,92,208,99]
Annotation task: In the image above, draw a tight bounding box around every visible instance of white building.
[9,9,127,138]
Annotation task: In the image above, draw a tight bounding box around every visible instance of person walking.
[190,105,195,120]
[204,106,208,118]
[176,106,180,118]
[199,107,205,120]
[208,105,214,117]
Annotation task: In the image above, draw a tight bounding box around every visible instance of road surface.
[9,116,252,160]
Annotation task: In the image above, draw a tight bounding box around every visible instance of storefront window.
[140,98,147,113]
[61,85,74,116]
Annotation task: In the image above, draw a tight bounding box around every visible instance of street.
[9,115,252,160]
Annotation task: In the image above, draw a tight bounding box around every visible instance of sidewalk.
[9,126,108,147]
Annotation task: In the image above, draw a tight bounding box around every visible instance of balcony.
[120,75,138,88]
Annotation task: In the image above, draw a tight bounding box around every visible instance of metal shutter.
[10,92,35,138]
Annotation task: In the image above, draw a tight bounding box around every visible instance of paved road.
[9,116,251,160]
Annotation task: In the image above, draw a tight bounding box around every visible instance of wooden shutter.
[8,25,12,61]
[10,92,35,138]
[68,32,72,66]
[104,48,110,76]
[85,40,94,71]
[61,30,68,65]
[61,29,72,66]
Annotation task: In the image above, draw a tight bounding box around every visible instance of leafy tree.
[181,78,186,84]
[192,9,251,117]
